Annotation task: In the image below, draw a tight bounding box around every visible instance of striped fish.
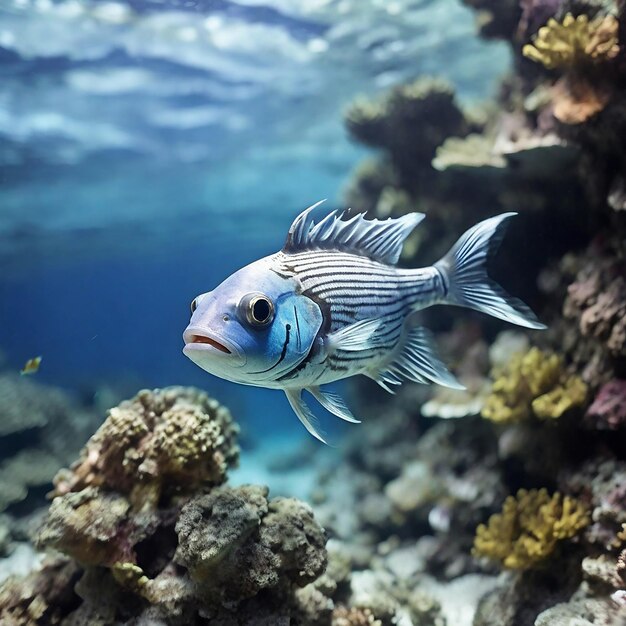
[183,201,545,443]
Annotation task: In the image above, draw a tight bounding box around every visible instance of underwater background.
[0,0,625,625]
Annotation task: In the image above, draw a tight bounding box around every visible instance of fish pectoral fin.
[308,386,361,424]
[284,388,329,444]
[326,318,385,353]
[373,326,465,392]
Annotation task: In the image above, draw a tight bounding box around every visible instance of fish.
[183,201,545,443]
[20,355,42,375]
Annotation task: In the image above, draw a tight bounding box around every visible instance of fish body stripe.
[267,249,444,385]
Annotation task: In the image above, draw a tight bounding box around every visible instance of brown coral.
[473,488,589,569]
[53,386,239,507]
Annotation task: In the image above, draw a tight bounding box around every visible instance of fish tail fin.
[434,213,546,330]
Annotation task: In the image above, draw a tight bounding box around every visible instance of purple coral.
[586,379,626,430]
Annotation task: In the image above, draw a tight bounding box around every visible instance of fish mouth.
[182,327,246,367]
[188,333,231,354]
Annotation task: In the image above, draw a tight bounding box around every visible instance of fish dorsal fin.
[283,201,425,265]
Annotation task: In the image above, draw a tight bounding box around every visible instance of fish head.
[183,256,323,385]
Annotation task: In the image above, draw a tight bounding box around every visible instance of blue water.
[0,0,510,440]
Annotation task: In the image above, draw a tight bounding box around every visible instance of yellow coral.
[532,374,588,419]
[473,488,589,569]
[112,562,149,591]
[481,347,587,423]
[523,13,619,70]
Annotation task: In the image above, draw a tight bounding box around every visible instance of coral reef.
[2,0,626,623]
[0,386,336,625]
[473,488,589,569]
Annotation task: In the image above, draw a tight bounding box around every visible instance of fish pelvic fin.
[308,386,361,423]
[284,388,328,444]
[369,325,465,393]
[434,213,547,330]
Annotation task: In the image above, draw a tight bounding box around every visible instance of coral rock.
[174,485,327,605]
[473,488,589,569]
[345,78,466,185]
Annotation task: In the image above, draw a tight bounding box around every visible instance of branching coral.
[481,347,587,423]
[522,13,620,69]
[53,386,239,507]
[473,488,589,569]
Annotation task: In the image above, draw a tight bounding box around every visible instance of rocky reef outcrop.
[0,387,335,625]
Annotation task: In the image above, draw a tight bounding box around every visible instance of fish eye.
[190,298,198,314]
[239,293,275,328]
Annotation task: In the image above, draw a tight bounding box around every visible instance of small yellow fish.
[20,356,42,375]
